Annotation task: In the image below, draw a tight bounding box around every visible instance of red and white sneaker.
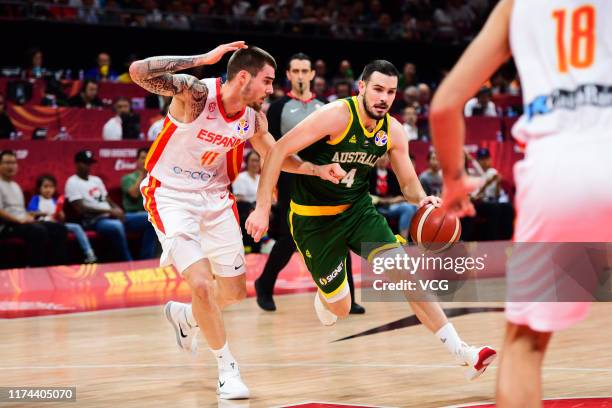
[457,344,497,380]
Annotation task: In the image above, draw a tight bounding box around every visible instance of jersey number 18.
[553,5,596,73]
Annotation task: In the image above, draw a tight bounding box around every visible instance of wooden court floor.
[1,294,611,408]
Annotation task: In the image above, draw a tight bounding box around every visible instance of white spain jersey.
[144,77,255,192]
[510,0,612,144]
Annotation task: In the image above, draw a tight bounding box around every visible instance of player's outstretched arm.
[430,0,512,217]
[250,111,345,179]
[245,101,350,242]
[128,41,247,97]
[387,118,439,208]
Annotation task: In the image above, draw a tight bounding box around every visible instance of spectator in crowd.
[102,97,140,140]
[433,3,458,39]
[0,94,16,139]
[77,0,100,24]
[447,0,477,37]
[464,86,497,117]
[463,147,514,241]
[117,54,139,84]
[334,59,354,83]
[402,106,419,142]
[65,150,156,261]
[142,0,163,25]
[314,59,328,80]
[393,85,419,114]
[470,147,502,202]
[0,150,68,266]
[232,150,260,206]
[488,71,509,94]
[23,47,46,79]
[165,0,190,29]
[392,13,419,41]
[147,102,169,141]
[42,77,70,107]
[68,79,104,108]
[28,174,97,263]
[120,148,157,258]
[120,148,148,213]
[327,80,352,102]
[419,151,443,197]
[417,83,431,113]
[399,62,417,89]
[312,76,328,100]
[85,52,118,82]
[370,154,417,240]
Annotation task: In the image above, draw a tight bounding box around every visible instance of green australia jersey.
[291,96,391,207]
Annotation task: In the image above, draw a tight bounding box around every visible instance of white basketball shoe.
[164,301,199,355]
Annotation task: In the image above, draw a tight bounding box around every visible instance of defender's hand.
[418,195,442,208]
[254,111,268,135]
[314,163,346,184]
[201,41,247,65]
[246,207,270,243]
[441,175,482,218]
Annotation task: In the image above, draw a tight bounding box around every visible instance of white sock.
[184,304,198,327]
[435,322,464,356]
[211,342,238,373]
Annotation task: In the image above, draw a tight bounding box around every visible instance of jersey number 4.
[553,5,596,73]
[340,168,357,188]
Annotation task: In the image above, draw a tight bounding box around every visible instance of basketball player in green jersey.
[247,60,496,380]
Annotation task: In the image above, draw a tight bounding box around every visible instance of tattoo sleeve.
[130,56,209,119]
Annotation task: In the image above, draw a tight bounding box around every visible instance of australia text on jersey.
[331,151,378,167]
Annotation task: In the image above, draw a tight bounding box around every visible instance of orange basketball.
[409,205,461,252]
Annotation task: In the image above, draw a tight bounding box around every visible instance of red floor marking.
[281,403,386,408]
[461,397,612,407]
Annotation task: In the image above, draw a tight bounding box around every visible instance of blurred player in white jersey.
[430,0,612,406]
[129,42,344,399]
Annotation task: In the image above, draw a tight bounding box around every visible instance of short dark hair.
[227,47,277,81]
[245,149,260,164]
[82,79,98,91]
[0,150,16,162]
[137,148,148,157]
[335,80,351,90]
[36,174,57,191]
[361,60,399,82]
[287,53,312,70]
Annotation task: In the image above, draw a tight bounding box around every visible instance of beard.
[248,101,263,112]
[362,93,389,121]
[242,79,264,112]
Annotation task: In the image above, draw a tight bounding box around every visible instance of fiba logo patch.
[208,102,216,112]
[374,130,388,147]
[236,118,250,136]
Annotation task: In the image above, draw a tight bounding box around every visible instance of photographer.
[102,97,141,140]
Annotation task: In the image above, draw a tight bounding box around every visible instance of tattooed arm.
[129,56,207,97]
[128,41,247,120]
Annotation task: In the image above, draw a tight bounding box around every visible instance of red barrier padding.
[0,140,150,195]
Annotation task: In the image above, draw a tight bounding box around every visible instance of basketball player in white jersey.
[430,0,612,406]
[129,42,345,399]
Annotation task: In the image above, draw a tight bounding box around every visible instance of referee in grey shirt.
[254,53,365,314]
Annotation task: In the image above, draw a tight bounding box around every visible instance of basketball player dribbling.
[246,60,497,381]
[129,42,345,399]
[430,0,612,406]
